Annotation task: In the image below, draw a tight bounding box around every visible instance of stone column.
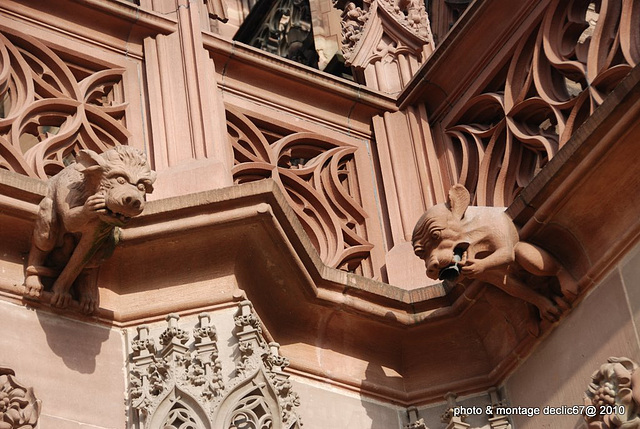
[144,0,233,199]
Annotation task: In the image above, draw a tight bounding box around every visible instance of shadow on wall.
[35,308,111,374]
[362,362,404,429]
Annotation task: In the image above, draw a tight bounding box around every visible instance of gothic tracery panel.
[0,26,129,179]
[227,107,374,273]
[444,0,638,206]
[162,402,202,429]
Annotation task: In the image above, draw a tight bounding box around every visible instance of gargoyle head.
[412,184,471,280]
[77,146,156,226]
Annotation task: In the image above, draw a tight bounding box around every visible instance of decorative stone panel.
[0,26,129,179]
[444,0,639,206]
[128,301,302,429]
[584,357,640,429]
[227,106,373,274]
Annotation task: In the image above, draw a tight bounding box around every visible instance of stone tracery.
[443,0,639,206]
[227,107,374,273]
[0,27,129,179]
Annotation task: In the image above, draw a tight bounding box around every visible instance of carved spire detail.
[339,0,434,93]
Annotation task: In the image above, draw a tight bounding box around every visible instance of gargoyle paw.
[23,275,43,298]
[538,298,562,322]
[558,270,579,303]
[51,291,72,309]
[460,258,485,278]
[79,295,98,315]
[84,193,107,216]
[553,295,571,312]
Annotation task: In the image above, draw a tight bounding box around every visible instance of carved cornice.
[2,67,640,400]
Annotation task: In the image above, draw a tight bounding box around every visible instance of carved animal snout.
[426,257,443,280]
[123,195,142,210]
[105,187,145,219]
[117,193,144,216]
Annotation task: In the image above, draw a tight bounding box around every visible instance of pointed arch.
[149,387,211,429]
[213,368,283,429]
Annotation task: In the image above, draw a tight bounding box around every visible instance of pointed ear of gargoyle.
[76,149,106,175]
[448,184,470,220]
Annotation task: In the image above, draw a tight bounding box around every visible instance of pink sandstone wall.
[504,242,640,428]
[0,299,126,428]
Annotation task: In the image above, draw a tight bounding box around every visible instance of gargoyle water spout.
[412,184,578,321]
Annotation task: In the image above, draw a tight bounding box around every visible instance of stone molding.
[128,302,302,429]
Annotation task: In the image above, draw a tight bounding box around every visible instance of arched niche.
[213,368,287,429]
[149,387,211,429]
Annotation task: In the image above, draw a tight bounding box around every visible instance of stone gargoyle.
[411,184,578,322]
[23,145,156,314]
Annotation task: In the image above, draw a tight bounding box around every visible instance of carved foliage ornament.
[128,303,302,429]
[227,107,373,273]
[584,357,640,429]
[340,0,431,64]
[0,26,129,179]
[0,367,41,429]
[445,0,639,207]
